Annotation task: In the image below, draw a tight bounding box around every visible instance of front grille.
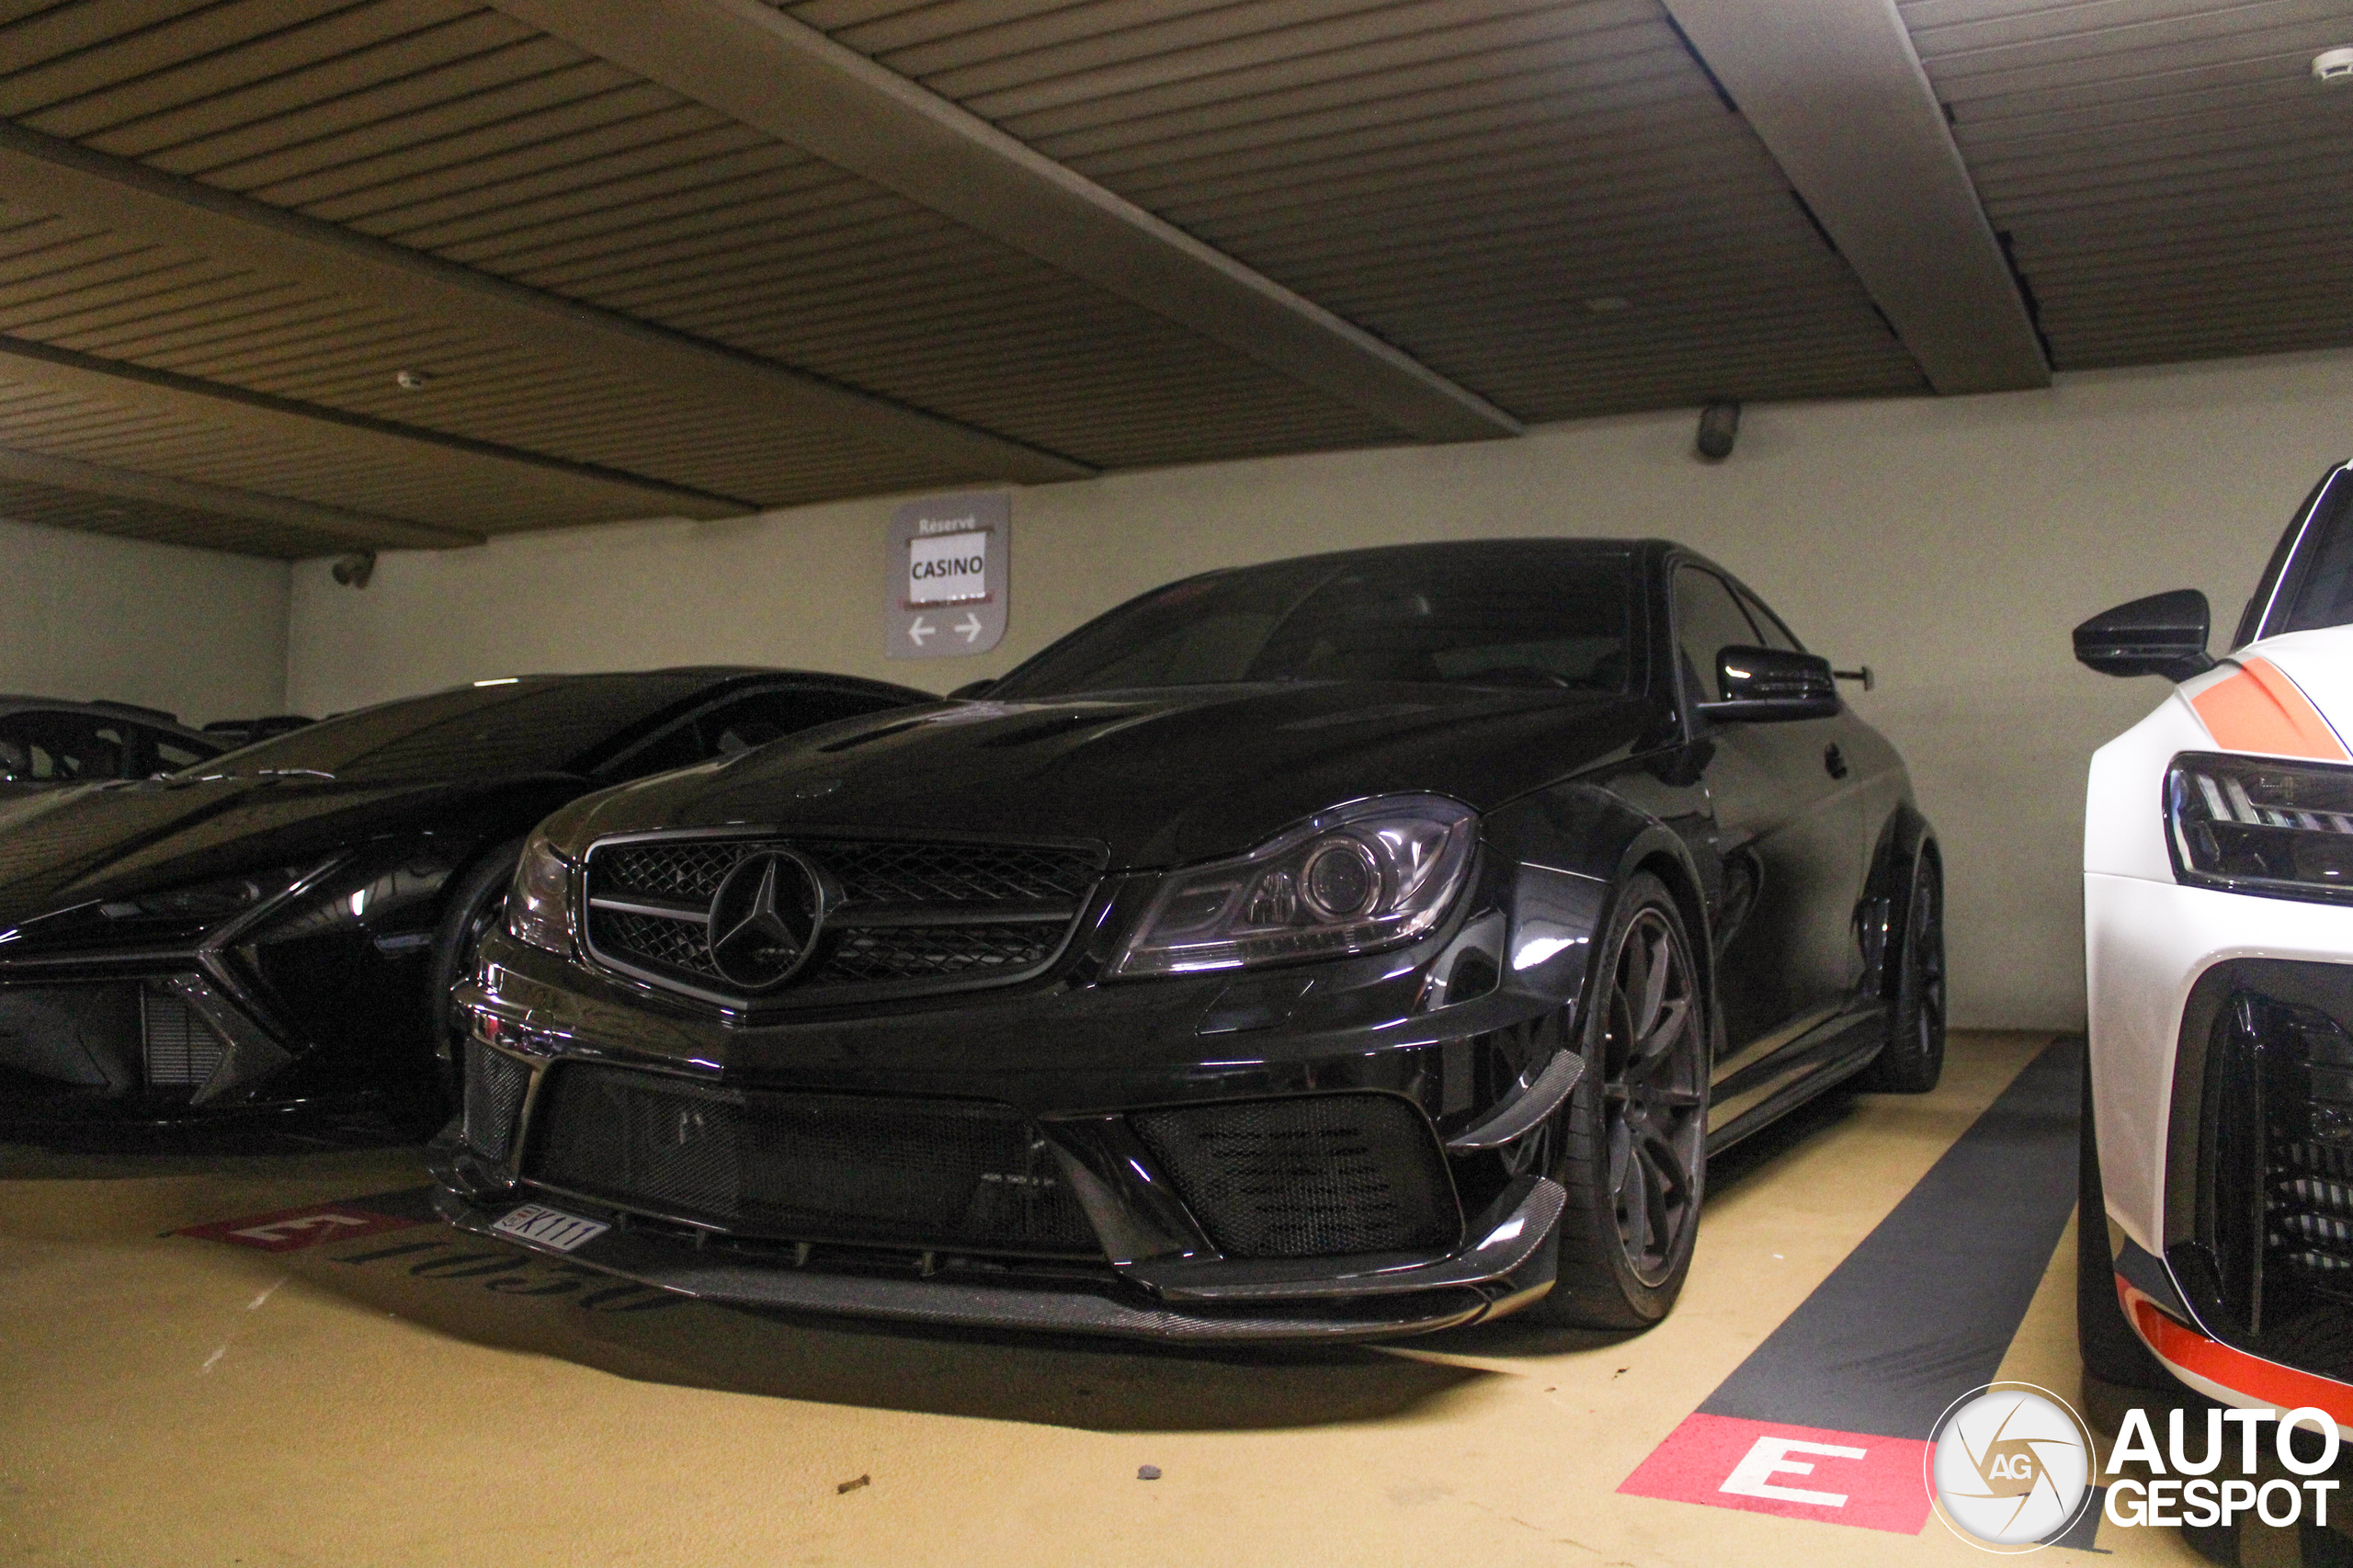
[1132,1094,1461,1260]
[527,1064,1100,1257]
[141,989,225,1088]
[582,835,1104,1007]
[464,1041,531,1165]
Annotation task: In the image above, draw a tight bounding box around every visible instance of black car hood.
[563,683,1649,868]
[0,773,522,928]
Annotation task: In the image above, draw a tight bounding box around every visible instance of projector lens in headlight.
[2169,751,2353,902]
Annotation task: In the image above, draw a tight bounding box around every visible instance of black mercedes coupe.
[434,540,1945,1340]
[0,668,924,1131]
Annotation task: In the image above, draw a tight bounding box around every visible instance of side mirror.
[947,678,997,699]
[2073,589,2216,681]
[1697,646,1840,722]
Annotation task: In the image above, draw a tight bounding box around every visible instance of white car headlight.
[506,826,576,956]
[1111,795,1476,978]
[2169,751,2353,901]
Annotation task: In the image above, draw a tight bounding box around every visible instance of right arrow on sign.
[908,616,934,645]
[956,613,983,643]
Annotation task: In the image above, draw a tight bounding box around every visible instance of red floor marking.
[177,1202,420,1252]
[1618,1413,1934,1534]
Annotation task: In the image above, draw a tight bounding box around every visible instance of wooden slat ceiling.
[1905,0,2353,370]
[0,0,2338,558]
[779,0,1926,418]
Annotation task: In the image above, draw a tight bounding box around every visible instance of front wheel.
[1529,871,1710,1330]
[400,838,521,1135]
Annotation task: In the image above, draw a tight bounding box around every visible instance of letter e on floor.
[1618,1413,1934,1534]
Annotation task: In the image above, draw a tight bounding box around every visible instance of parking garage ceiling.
[0,0,2343,558]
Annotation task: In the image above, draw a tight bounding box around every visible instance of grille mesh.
[141,989,225,1089]
[529,1065,1100,1256]
[1131,1095,1459,1260]
[584,835,1103,1004]
[465,1042,532,1165]
[815,925,1058,984]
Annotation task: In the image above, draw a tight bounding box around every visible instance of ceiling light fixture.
[1583,296,1632,314]
[2315,48,2353,84]
[393,369,433,390]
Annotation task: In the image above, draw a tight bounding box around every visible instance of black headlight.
[1111,795,1476,977]
[2169,752,2353,903]
[506,826,575,958]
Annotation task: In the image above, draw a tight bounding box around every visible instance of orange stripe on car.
[2122,1280,2353,1426]
[2189,657,2349,761]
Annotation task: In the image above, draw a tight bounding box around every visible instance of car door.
[1672,565,1864,1075]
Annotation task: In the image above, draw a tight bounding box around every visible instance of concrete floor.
[0,1032,2218,1566]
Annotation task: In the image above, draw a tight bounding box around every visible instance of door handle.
[1823,743,1848,780]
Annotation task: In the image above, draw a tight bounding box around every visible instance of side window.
[88,724,135,778]
[1673,567,1763,704]
[1734,585,1803,653]
[0,713,115,780]
[151,733,212,773]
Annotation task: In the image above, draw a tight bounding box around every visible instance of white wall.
[287,347,2353,1030]
[0,517,289,725]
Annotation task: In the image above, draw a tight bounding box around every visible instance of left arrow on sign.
[908,616,934,645]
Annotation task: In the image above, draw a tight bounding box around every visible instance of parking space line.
[1621,1037,2085,1533]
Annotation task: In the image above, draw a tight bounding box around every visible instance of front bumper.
[429,911,1584,1341]
[2087,874,2353,1417]
[0,967,301,1127]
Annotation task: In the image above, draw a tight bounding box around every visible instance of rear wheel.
[1531,872,1710,1329]
[1862,855,1946,1092]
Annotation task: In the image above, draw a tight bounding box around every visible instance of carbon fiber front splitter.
[428,1174,1564,1344]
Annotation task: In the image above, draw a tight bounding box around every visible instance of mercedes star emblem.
[707,850,828,990]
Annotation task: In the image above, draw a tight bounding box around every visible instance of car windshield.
[2268,472,2353,641]
[182,675,715,781]
[993,544,1635,699]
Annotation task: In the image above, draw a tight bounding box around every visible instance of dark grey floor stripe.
[1698,1037,2083,1440]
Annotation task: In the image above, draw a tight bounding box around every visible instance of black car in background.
[0,669,925,1131]
[0,696,222,794]
[437,540,1945,1341]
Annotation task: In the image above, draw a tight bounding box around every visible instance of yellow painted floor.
[0,1032,2214,1566]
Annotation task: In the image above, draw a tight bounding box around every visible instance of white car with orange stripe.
[2077,461,2353,1433]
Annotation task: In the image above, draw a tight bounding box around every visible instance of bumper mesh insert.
[141,988,225,1089]
[527,1064,1099,1257]
[1132,1094,1461,1260]
[465,1041,531,1165]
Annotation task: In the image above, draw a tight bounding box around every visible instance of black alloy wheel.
[1863,856,1947,1093]
[1535,871,1710,1328]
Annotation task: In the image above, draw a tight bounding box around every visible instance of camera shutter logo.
[1927,1383,2096,1551]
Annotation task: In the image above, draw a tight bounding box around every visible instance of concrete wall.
[286,347,2353,1030]
[0,517,289,726]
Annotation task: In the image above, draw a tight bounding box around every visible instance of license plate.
[491,1202,609,1253]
